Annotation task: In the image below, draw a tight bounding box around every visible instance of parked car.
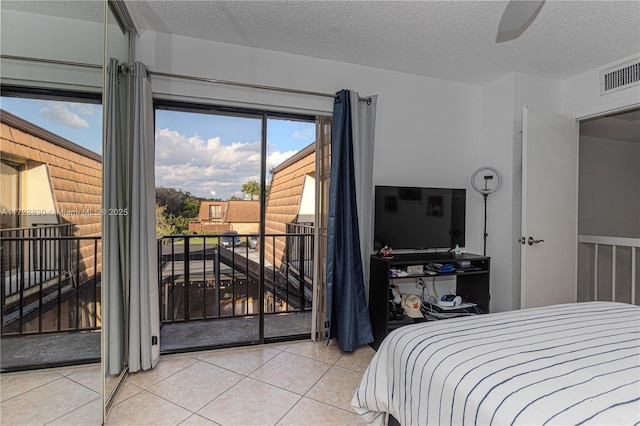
[220,231,242,248]
[247,233,259,249]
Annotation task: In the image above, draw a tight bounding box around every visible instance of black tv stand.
[369,252,490,350]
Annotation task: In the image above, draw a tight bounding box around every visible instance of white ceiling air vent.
[600,59,640,95]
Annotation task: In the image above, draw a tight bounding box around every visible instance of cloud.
[155,128,298,200]
[292,128,313,141]
[39,102,89,128]
[267,150,298,171]
[68,103,96,116]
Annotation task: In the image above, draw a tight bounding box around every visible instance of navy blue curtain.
[326,90,374,352]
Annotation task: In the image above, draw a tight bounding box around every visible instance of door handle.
[527,236,544,246]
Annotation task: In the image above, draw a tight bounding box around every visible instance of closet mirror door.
[0,0,104,422]
[102,0,132,420]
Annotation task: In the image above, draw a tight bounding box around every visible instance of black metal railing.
[1,226,101,335]
[1,226,313,335]
[158,231,314,324]
[286,222,314,285]
[1,224,74,276]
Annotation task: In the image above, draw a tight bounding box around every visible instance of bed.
[352,301,640,425]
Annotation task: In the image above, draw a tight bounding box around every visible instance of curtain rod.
[1,54,371,103]
[149,69,338,99]
[1,54,102,70]
[148,70,371,103]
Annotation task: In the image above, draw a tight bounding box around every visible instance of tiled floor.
[1,340,376,425]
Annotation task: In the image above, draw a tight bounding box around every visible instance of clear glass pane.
[264,117,316,338]
[155,108,262,348]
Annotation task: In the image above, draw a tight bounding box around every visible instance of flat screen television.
[373,185,466,252]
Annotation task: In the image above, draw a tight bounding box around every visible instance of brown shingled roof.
[225,200,260,223]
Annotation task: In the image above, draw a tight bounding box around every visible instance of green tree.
[241,180,269,199]
[182,195,201,218]
[156,204,177,237]
[241,180,261,197]
[156,187,202,218]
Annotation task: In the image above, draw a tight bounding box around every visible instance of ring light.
[471,166,503,256]
[471,166,503,195]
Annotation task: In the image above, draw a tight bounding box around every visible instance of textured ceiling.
[124,0,640,86]
[4,1,639,86]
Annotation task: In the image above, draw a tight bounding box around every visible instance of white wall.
[578,136,640,238]
[25,163,58,226]
[479,74,516,312]
[479,72,563,312]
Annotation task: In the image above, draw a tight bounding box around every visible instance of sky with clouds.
[1,96,103,153]
[155,109,314,199]
[2,96,315,200]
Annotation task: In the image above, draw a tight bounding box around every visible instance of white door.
[521,106,579,309]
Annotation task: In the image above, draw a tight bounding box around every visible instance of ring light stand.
[471,166,503,256]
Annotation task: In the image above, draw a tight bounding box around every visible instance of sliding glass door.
[154,101,317,350]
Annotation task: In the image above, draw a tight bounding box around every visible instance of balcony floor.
[1,331,101,372]
[161,312,312,352]
[1,312,312,371]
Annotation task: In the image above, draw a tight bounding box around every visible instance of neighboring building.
[189,199,260,234]
[1,109,102,237]
[1,109,102,332]
[264,142,316,271]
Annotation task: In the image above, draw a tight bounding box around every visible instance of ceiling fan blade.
[497,0,545,42]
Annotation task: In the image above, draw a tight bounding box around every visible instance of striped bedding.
[351,302,640,425]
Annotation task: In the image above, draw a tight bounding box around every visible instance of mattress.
[352,301,640,425]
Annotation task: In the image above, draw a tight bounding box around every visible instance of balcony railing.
[158,231,314,324]
[1,225,101,335]
[286,223,314,286]
[579,234,639,304]
[2,227,314,336]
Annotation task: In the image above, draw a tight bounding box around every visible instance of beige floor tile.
[113,379,145,404]
[305,365,364,412]
[0,369,63,402]
[107,390,192,425]
[249,351,332,395]
[65,364,103,393]
[56,362,101,377]
[198,377,301,426]
[0,377,100,426]
[262,341,293,351]
[48,397,103,426]
[277,397,366,425]
[335,344,376,372]
[127,353,198,389]
[283,339,344,364]
[148,360,243,412]
[195,346,281,375]
[179,413,222,426]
